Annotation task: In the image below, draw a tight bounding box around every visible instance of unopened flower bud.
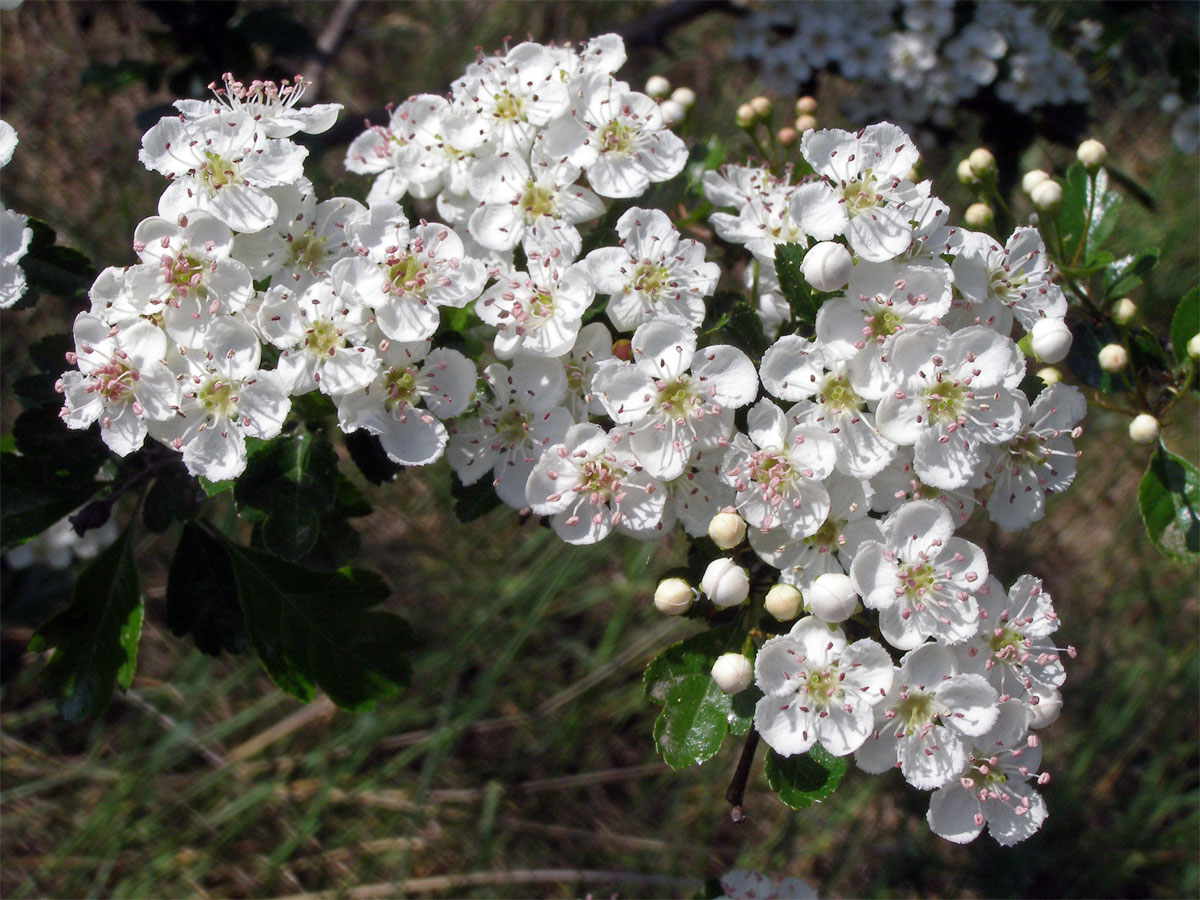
[711,653,753,694]
[806,573,858,623]
[654,577,694,615]
[612,338,633,362]
[968,147,996,177]
[750,95,772,118]
[964,202,994,229]
[801,241,853,292]
[1022,169,1051,194]
[764,583,803,621]
[670,86,696,109]
[1077,138,1107,171]
[1189,333,1200,358]
[1129,413,1160,445]
[1030,317,1073,363]
[735,103,756,127]
[701,558,750,608]
[1098,342,1129,372]
[659,99,686,127]
[1037,366,1062,384]
[795,95,817,115]
[1112,297,1137,324]
[645,75,671,99]
[708,511,747,549]
[957,158,979,185]
[1031,180,1063,211]
[777,126,798,147]
[794,113,817,133]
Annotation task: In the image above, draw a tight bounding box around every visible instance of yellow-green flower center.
[921,380,969,426]
[304,319,344,358]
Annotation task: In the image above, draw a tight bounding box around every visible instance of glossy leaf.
[1138,444,1200,564]
[652,673,733,769]
[166,522,246,656]
[1170,287,1199,367]
[1103,248,1159,298]
[28,525,144,721]
[775,242,819,336]
[644,624,743,704]
[763,744,847,809]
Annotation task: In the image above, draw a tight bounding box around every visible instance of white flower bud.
[659,99,687,127]
[805,573,858,623]
[708,511,747,549]
[670,86,696,109]
[1022,168,1051,193]
[644,75,671,99]
[701,558,750,608]
[735,103,756,127]
[654,577,694,615]
[1030,318,1073,363]
[711,652,754,694]
[795,95,817,115]
[794,113,817,133]
[964,202,994,229]
[1037,366,1062,384]
[1098,342,1129,372]
[777,126,798,147]
[750,95,772,118]
[968,147,996,177]
[1112,297,1137,324]
[1077,138,1108,171]
[800,241,853,292]
[1031,180,1063,211]
[764,583,803,621]
[1129,413,1160,445]
[956,158,979,185]
[1189,333,1200,358]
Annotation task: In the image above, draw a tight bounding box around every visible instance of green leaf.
[12,406,109,476]
[198,476,235,497]
[234,432,339,560]
[21,219,98,300]
[1057,164,1090,257]
[166,522,246,656]
[344,430,401,485]
[644,624,744,704]
[0,452,106,549]
[1103,248,1160,298]
[224,538,413,709]
[1138,444,1200,564]
[774,243,820,335]
[451,472,503,523]
[1170,287,1199,366]
[1084,168,1122,260]
[142,462,199,533]
[763,744,847,809]
[652,674,733,769]
[28,526,144,721]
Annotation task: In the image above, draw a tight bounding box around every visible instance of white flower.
[0,204,31,309]
[525,422,668,544]
[717,870,817,900]
[753,616,893,757]
[335,339,475,466]
[666,451,735,538]
[139,113,308,233]
[176,73,342,138]
[57,314,179,456]
[591,318,757,480]
[855,643,1000,790]
[926,700,1048,845]
[558,320,614,421]
[706,165,814,261]
[850,499,987,649]
[951,228,1067,333]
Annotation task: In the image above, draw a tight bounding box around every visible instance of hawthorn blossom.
[951,227,1067,333]
[753,616,894,757]
[176,73,342,138]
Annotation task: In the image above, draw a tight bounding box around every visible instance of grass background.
[1,2,1197,898]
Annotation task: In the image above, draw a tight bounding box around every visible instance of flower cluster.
[50,37,1079,846]
[0,119,32,309]
[729,0,1089,130]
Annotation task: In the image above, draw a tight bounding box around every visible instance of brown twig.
[725,729,759,824]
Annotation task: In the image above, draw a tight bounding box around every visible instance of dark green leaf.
[1103,248,1159,298]
[345,430,401,485]
[763,744,847,809]
[1056,164,1089,259]
[644,624,744,704]
[21,219,97,300]
[652,674,732,769]
[333,475,372,518]
[0,453,106,549]
[775,243,819,335]
[142,462,199,533]
[1170,287,1199,366]
[224,539,412,709]
[28,526,143,721]
[29,333,75,374]
[166,522,245,656]
[199,476,235,497]
[234,432,339,559]
[294,513,363,570]
[1084,168,1121,260]
[1065,320,1126,394]
[289,391,337,425]
[451,472,503,523]
[1128,328,1168,374]
[1138,444,1200,564]
[729,684,762,735]
[722,300,769,360]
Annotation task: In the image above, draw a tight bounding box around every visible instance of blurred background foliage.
[1,2,1196,898]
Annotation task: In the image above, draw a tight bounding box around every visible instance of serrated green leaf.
[1057,164,1089,258]
[1138,444,1200,563]
[166,522,246,656]
[224,539,412,709]
[1170,287,1199,366]
[1084,168,1121,260]
[1103,248,1160,298]
[763,744,847,809]
[0,452,107,549]
[28,526,144,721]
[774,243,820,336]
[234,432,339,559]
[652,673,732,769]
[644,624,744,704]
